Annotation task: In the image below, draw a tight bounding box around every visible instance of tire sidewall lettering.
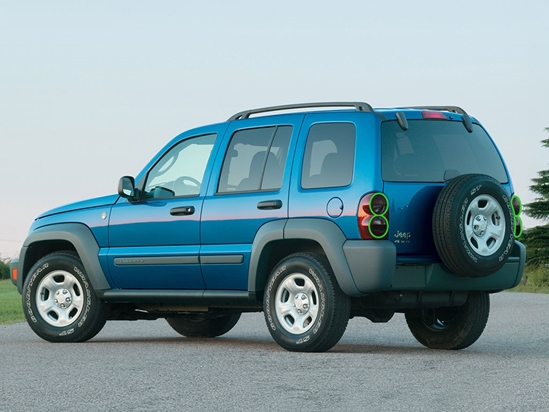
[25,262,49,324]
[265,265,285,332]
[459,197,478,263]
[308,268,326,336]
[497,194,514,262]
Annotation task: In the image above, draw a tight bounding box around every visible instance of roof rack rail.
[406,106,468,115]
[406,105,473,133]
[228,102,374,121]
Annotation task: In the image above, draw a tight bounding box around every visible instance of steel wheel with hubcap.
[263,252,350,352]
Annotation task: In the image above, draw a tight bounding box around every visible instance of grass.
[508,284,549,293]
[0,279,24,325]
[506,265,549,294]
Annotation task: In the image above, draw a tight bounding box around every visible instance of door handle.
[257,200,282,210]
[170,206,195,216]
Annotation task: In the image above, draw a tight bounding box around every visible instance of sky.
[1,0,548,259]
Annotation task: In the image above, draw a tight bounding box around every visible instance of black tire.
[433,174,514,277]
[263,253,350,352]
[22,251,109,342]
[405,292,490,350]
[166,313,241,338]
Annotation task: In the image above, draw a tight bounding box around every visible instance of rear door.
[200,115,302,290]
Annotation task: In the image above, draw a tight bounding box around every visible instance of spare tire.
[433,174,514,277]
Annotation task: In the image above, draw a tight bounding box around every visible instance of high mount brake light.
[358,192,389,239]
[422,111,447,120]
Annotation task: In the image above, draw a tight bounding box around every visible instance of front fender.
[17,223,111,294]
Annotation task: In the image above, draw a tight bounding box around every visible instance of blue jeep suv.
[11,102,525,352]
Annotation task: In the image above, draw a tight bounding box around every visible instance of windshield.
[381,120,508,183]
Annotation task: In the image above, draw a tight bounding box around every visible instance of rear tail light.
[358,192,389,239]
[511,195,522,238]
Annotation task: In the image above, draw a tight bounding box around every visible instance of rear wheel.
[23,252,109,342]
[405,292,490,350]
[263,253,350,352]
[166,313,241,338]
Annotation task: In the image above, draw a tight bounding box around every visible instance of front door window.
[144,133,217,198]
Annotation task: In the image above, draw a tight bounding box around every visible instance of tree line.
[519,128,549,288]
[523,128,549,265]
[0,259,9,280]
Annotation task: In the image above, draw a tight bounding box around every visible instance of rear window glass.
[381,120,508,183]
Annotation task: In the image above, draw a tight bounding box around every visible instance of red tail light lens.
[511,195,522,216]
[511,195,522,238]
[358,192,389,239]
[514,216,523,238]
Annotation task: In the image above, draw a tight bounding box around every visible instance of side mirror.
[118,176,137,200]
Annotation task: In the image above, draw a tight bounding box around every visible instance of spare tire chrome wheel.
[433,174,515,277]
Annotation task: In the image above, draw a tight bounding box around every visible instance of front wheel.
[22,252,109,342]
[263,253,350,352]
[405,292,490,350]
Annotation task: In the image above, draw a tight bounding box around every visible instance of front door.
[107,129,222,289]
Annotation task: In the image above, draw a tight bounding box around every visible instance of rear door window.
[381,120,508,183]
[217,126,292,193]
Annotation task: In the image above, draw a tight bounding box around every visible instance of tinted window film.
[218,125,292,193]
[381,120,508,183]
[301,122,356,189]
[144,133,217,199]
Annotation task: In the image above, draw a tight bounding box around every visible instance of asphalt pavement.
[1,292,548,411]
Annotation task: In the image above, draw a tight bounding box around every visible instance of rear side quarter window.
[301,122,356,189]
